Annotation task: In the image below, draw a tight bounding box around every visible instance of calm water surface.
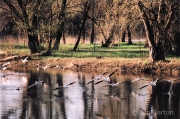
[0,68,180,119]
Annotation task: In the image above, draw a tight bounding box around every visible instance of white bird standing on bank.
[95,70,117,85]
[42,63,51,70]
[87,72,108,84]
[21,57,29,63]
[2,65,12,70]
[50,65,64,70]
[2,62,10,67]
[139,77,164,90]
[54,82,76,90]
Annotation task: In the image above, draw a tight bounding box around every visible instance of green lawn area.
[0,41,149,58]
[1,41,180,60]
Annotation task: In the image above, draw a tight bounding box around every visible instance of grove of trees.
[0,0,180,61]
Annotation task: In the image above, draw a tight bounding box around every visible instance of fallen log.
[0,53,42,62]
[0,55,20,62]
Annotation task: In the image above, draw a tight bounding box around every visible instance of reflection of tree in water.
[56,73,67,119]
[145,84,180,119]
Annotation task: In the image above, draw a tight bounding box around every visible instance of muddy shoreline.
[1,57,180,77]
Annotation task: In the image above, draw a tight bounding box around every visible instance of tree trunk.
[90,0,95,44]
[63,32,66,44]
[53,23,64,50]
[121,31,126,42]
[90,19,95,44]
[173,32,180,56]
[53,0,67,50]
[102,26,115,47]
[73,2,90,51]
[138,1,165,61]
[127,25,132,45]
[82,27,86,44]
[27,30,40,54]
[102,33,114,47]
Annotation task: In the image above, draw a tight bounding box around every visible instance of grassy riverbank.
[1,41,180,77]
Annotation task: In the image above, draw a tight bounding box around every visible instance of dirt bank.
[1,57,180,77]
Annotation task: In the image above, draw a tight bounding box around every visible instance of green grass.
[52,42,149,58]
[0,41,149,58]
[1,41,180,60]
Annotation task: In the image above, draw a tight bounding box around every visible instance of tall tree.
[137,0,179,61]
[53,0,67,50]
[2,0,42,54]
[73,1,90,51]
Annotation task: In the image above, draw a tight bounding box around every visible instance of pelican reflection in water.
[54,82,76,90]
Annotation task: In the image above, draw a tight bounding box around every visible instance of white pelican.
[87,72,108,84]
[139,77,164,89]
[21,56,29,63]
[50,65,64,70]
[41,63,51,70]
[54,82,76,90]
[95,70,117,85]
[28,81,44,90]
[2,62,10,67]
[2,65,12,70]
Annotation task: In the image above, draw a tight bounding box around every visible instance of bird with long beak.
[139,77,164,90]
[54,82,76,90]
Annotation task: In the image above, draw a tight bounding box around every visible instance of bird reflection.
[95,113,109,119]
[131,91,149,98]
[103,94,124,101]
[102,81,124,88]
[166,79,180,94]
[128,77,145,85]
[54,82,76,90]
[1,73,14,78]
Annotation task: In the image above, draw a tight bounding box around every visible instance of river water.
[0,68,180,119]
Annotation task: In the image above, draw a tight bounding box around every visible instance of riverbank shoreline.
[1,57,180,77]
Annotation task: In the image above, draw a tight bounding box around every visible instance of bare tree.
[137,0,179,61]
[53,0,67,50]
[73,1,90,51]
